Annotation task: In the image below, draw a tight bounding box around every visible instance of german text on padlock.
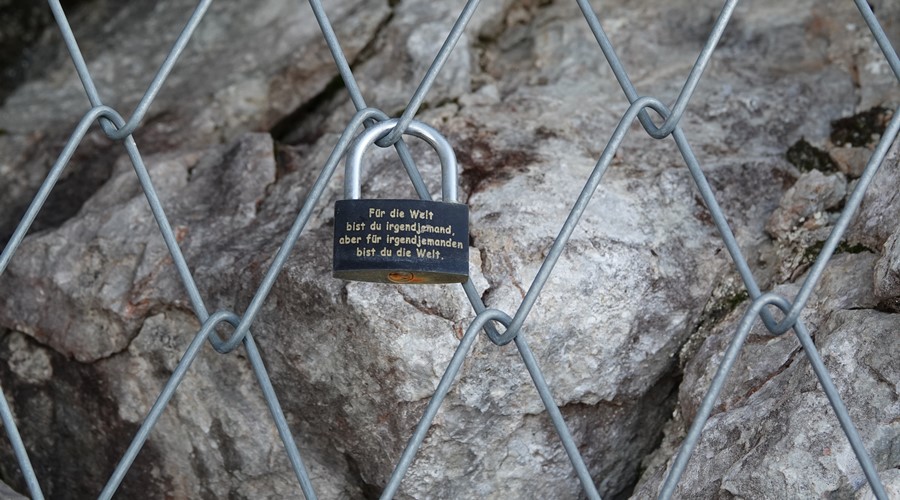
[333,119,469,284]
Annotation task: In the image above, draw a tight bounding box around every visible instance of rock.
[829,146,872,178]
[0,0,58,105]
[763,167,855,282]
[635,253,898,498]
[874,227,900,311]
[0,133,278,362]
[108,311,365,499]
[765,169,847,239]
[846,143,900,250]
[0,0,391,247]
[0,0,897,499]
[856,468,900,500]
[0,319,364,499]
[0,481,26,500]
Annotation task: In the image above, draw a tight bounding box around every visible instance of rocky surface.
[0,0,897,499]
[765,169,846,238]
[635,253,900,498]
[635,71,899,500]
[0,0,391,247]
[875,225,900,311]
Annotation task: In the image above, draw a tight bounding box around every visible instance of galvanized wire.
[0,0,896,499]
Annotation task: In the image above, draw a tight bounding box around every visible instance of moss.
[722,290,750,311]
[830,106,892,147]
[837,241,872,254]
[803,239,827,262]
[803,239,873,262]
[697,289,751,331]
[785,138,838,173]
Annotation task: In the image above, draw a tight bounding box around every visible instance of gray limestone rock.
[0,133,277,362]
[856,468,900,500]
[0,0,897,499]
[874,227,900,311]
[0,478,25,500]
[830,146,875,178]
[846,144,900,251]
[0,0,391,247]
[765,169,847,239]
[633,253,898,499]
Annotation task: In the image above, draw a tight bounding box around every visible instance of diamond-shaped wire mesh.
[0,0,897,498]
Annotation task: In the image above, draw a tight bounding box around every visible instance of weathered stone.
[0,479,26,500]
[635,61,900,492]
[0,0,391,247]
[0,0,897,499]
[635,252,898,498]
[0,133,277,362]
[856,468,900,500]
[765,169,847,239]
[0,0,58,105]
[0,320,364,500]
[830,145,876,178]
[846,143,900,250]
[874,227,900,311]
[761,164,859,282]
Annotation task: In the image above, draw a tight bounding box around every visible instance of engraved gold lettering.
[416,248,440,259]
[338,204,465,264]
[409,209,434,220]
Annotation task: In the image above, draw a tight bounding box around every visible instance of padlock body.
[334,199,469,284]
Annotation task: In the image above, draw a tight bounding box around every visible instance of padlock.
[333,118,469,284]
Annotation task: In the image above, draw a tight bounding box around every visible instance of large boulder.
[0,0,897,498]
[635,252,900,498]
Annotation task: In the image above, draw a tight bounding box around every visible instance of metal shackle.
[344,118,459,203]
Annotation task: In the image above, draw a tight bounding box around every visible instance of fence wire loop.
[483,314,514,346]
[373,122,409,149]
[0,0,896,499]
[206,311,247,354]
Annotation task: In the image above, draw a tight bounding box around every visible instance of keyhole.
[388,272,415,283]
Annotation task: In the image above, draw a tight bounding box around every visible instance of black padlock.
[333,119,469,284]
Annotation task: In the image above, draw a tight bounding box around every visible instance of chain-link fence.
[0,0,898,498]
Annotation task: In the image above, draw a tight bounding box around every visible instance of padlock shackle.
[344,118,458,203]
